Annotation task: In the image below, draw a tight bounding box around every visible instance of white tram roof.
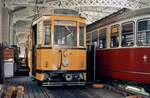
[87,8,150,32]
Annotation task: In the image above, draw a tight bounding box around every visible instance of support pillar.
[0,0,12,45]
[0,0,4,43]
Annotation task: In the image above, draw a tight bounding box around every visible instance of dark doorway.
[87,45,96,82]
[32,25,37,76]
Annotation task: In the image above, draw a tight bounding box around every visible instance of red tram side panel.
[96,48,150,84]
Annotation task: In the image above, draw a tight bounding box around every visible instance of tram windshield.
[54,20,77,46]
[137,19,150,46]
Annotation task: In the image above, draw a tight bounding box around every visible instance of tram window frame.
[99,28,106,49]
[137,19,150,46]
[43,20,51,46]
[110,24,120,48]
[37,21,43,47]
[79,23,86,47]
[54,20,77,47]
[86,32,92,45]
[92,30,98,48]
[121,21,135,47]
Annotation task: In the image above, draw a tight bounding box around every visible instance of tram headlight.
[65,74,73,81]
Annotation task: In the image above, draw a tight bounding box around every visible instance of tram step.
[92,84,105,89]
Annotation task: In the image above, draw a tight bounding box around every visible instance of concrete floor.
[4,77,125,98]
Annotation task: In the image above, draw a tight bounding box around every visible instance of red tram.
[87,8,150,90]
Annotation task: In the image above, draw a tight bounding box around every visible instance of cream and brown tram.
[28,15,87,86]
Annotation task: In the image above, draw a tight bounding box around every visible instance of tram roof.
[32,15,86,26]
[87,7,150,32]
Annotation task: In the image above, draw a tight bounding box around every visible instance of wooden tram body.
[28,15,87,85]
[87,8,150,85]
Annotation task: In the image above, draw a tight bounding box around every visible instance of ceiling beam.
[5,0,149,10]
[5,0,150,26]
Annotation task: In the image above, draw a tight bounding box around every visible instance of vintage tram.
[87,8,150,91]
[28,13,87,86]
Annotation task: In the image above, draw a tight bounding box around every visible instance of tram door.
[32,25,37,76]
[87,44,96,82]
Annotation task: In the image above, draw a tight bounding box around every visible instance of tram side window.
[54,20,77,46]
[137,20,150,46]
[92,31,98,48]
[121,22,134,47]
[111,25,119,48]
[32,25,37,45]
[37,21,43,46]
[44,20,51,45]
[99,29,106,48]
[79,23,85,47]
[86,32,91,45]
